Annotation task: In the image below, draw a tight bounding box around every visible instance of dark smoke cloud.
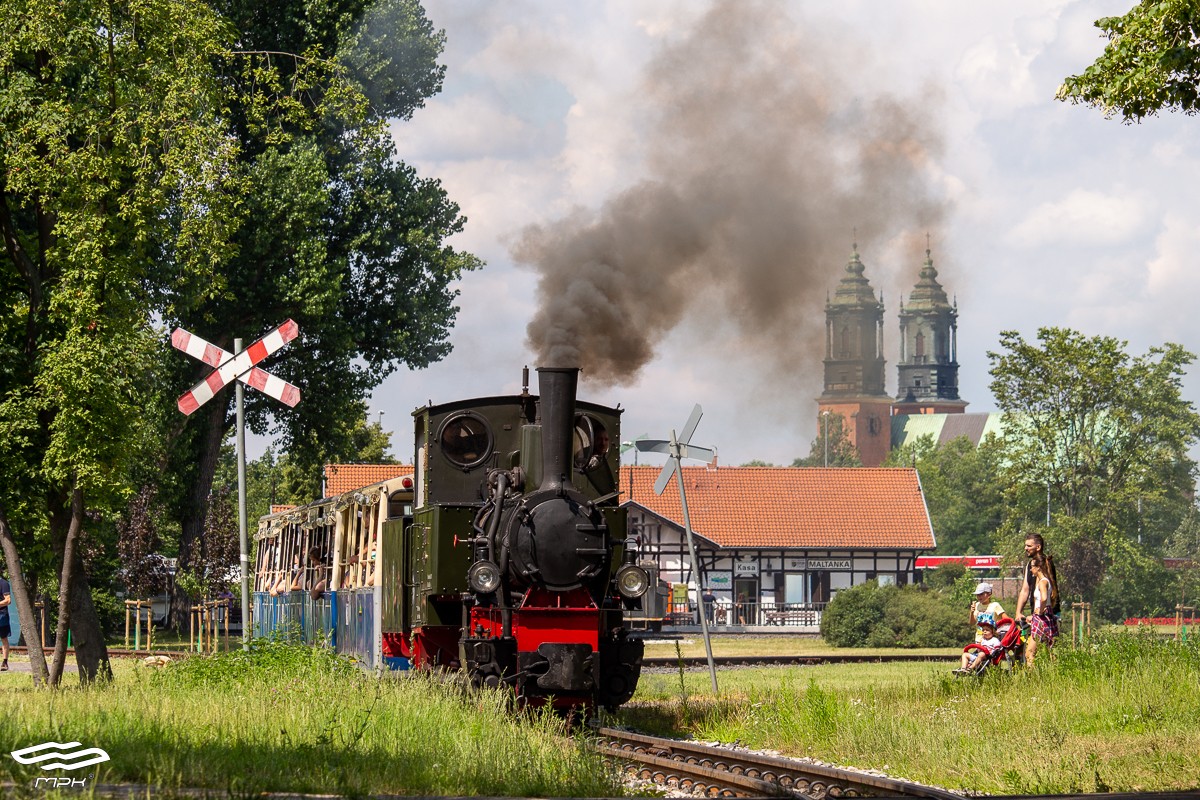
[514,0,947,386]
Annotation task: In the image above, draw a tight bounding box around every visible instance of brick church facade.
[818,244,966,466]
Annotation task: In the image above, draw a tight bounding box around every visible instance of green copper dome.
[829,245,881,308]
[903,249,952,312]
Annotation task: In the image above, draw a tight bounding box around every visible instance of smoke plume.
[514,0,947,385]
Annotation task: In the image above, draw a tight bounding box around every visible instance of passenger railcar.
[252,366,645,711]
[253,474,414,670]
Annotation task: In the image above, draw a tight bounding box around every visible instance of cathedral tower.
[818,245,893,466]
[893,246,967,415]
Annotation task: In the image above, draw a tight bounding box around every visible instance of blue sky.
[263,1,1200,467]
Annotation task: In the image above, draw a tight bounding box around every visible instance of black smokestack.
[514,0,947,390]
[536,367,578,493]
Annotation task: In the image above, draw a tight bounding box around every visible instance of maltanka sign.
[785,558,852,570]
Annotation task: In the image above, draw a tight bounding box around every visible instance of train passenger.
[308,547,328,599]
[272,556,303,595]
[345,539,377,587]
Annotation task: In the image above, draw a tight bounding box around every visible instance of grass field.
[621,631,1200,794]
[0,643,618,797]
[5,633,1198,796]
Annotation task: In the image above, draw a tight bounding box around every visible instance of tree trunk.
[0,509,49,686]
[47,486,83,688]
[67,549,111,685]
[174,399,228,630]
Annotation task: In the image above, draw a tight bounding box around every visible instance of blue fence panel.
[253,592,334,644]
[334,589,375,670]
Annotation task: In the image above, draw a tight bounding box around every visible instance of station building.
[621,464,935,625]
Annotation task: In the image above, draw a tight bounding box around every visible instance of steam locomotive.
[252,366,646,710]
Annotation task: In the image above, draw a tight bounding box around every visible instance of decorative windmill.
[635,405,719,693]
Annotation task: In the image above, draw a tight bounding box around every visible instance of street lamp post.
[823,411,830,467]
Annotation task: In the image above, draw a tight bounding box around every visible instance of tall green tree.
[0,0,384,681]
[163,0,480,604]
[793,412,861,467]
[987,328,1200,599]
[884,434,1007,555]
[0,0,252,685]
[1057,0,1200,121]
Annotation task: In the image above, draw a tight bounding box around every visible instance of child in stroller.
[955,613,1025,676]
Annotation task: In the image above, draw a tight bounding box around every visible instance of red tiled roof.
[621,465,934,549]
[324,464,413,497]
[269,504,296,515]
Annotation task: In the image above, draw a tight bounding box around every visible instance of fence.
[252,591,334,645]
[666,600,827,628]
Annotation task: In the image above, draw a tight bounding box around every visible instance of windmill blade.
[678,444,715,462]
[633,439,670,453]
[653,459,678,496]
[679,404,703,444]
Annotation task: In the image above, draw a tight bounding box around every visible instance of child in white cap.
[970,582,1005,643]
[957,613,1001,673]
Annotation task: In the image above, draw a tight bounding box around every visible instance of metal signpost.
[171,320,301,647]
[635,405,719,693]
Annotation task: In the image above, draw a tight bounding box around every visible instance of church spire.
[894,238,966,414]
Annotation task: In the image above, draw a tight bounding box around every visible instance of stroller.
[957,615,1026,677]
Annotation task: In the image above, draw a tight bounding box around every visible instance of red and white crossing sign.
[171,319,300,415]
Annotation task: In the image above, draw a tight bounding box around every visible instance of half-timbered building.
[621,464,935,626]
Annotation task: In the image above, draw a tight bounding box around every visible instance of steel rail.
[595,727,963,799]
[642,653,954,669]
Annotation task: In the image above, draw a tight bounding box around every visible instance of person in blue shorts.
[0,573,11,670]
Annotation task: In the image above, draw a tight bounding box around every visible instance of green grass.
[640,634,956,659]
[621,631,1200,793]
[0,641,620,797]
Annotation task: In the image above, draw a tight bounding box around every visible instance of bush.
[822,581,969,647]
[820,580,892,646]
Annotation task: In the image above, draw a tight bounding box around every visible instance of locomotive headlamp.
[468,560,502,594]
[615,564,649,599]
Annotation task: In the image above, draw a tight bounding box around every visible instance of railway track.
[594,727,961,799]
[642,653,954,669]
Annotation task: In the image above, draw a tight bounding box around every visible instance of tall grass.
[0,641,621,797]
[623,631,1200,793]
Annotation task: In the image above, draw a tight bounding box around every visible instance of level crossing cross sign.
[171,319,301,415]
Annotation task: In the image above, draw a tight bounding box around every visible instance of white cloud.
[1008,188,1148,248]
[1142,216,1200,342]
[391,96,540,162]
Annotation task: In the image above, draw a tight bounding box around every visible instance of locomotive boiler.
[253,366,645,711]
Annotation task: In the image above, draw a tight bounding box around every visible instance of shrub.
[823,581,969,647]
[872,586,965,647]
[820,580,891,646]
